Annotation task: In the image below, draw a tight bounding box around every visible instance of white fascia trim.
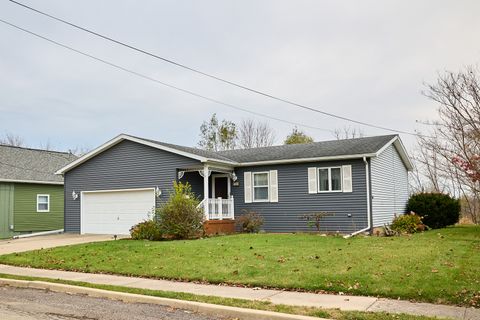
[0,178,63,185]
[81,187,155,194]
[236,153,377,167]
[55,134,236,175]
[203,161,237,171]
[374,136,414,171]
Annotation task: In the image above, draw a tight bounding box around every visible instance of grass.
[0,273,447,320]
[0,226,478,307]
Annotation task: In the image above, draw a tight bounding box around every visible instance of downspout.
[344,156,372,238]
[13,229,64,239]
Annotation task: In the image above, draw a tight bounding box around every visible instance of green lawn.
[0,226,478,307]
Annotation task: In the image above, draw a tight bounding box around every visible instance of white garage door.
[81,188,155,235]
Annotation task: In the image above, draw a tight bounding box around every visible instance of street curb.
[0,278,328,320]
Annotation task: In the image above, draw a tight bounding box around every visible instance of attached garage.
[81,188,155,235]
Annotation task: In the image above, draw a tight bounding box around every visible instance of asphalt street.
[0,286,231,320]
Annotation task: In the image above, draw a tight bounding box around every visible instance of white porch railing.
[197,197,234,220]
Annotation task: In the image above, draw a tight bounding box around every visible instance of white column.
[203,165,209,220]
[218,197,223,220]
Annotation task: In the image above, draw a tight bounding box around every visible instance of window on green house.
[37,194,50,212]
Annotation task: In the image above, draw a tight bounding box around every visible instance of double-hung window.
[244,170,278,203]
[253,172,269,202]
[37,194,50,212]
[318,167,342,192]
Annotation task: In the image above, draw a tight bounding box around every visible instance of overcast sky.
[1,0,479,153]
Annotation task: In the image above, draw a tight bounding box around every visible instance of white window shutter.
[308,167,317,194]
[342,165,353,192]
[269,170,278,202]
[244,172,252,203]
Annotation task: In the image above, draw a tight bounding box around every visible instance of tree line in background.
[412,66,480,224]
[197,114,364,151]
[0,132,88,156]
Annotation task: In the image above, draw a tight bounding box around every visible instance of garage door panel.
[81,189,155,235]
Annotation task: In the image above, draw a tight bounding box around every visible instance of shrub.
[237,210,264,233]
[156,181,204,239]
[407,193,461,229]
[301,212,333,232]
[129,220,163,240]
[390,213,423,234]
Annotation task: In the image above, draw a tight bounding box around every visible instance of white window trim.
[36,194,50,213]
[317,167,343,193]
[252,171,270,202]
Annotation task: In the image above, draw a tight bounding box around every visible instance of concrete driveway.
[0,234,115,255]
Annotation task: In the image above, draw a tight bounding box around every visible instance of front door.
[213,177,229,199]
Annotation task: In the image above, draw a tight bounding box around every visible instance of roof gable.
[55,134,238,175]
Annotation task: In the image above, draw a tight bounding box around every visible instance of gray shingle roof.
[141,137,236,163]
[0,145,78,183]
[216,135,398,163]
[135,134,397,164]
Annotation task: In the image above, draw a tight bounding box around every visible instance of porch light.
[71,190,78,200]
[155,186,162,197]
[231,172,238,181]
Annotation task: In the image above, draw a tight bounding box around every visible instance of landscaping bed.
[0,226,478,307]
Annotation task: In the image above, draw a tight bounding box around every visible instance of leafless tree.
[238,119,276,149]
[332,127,364,140]
[68,146,91,157]
[0,133,25,147]
[416,66,480,223]
[39,140,54,151]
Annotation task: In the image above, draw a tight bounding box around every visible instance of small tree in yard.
[156,182,204,239]
[301,212,333,232]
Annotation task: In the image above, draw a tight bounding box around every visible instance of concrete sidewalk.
[0,264,477,320]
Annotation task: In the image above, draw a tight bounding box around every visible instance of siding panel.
[64,140,200,233]
[0,183,14,238]
[13,183,64,232]
[370,144,409,227]
[232,159,368,233]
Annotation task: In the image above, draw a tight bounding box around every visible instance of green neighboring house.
[0,144,77,239]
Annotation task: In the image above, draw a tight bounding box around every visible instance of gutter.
[236,153,377,167]
[0,179,63,185]
[344,156,372,238]
[13,229,64,239]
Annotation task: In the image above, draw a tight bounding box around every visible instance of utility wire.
[0,18,334,133]
[6,0,421,137]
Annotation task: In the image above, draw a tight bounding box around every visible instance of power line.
[0,18,334,133]
[6,0,421,137]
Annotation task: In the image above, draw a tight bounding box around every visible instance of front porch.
[177,165,237,221]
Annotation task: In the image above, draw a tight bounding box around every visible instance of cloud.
[0,0,479,152]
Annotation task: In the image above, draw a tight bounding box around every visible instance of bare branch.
[0,133,25,147]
